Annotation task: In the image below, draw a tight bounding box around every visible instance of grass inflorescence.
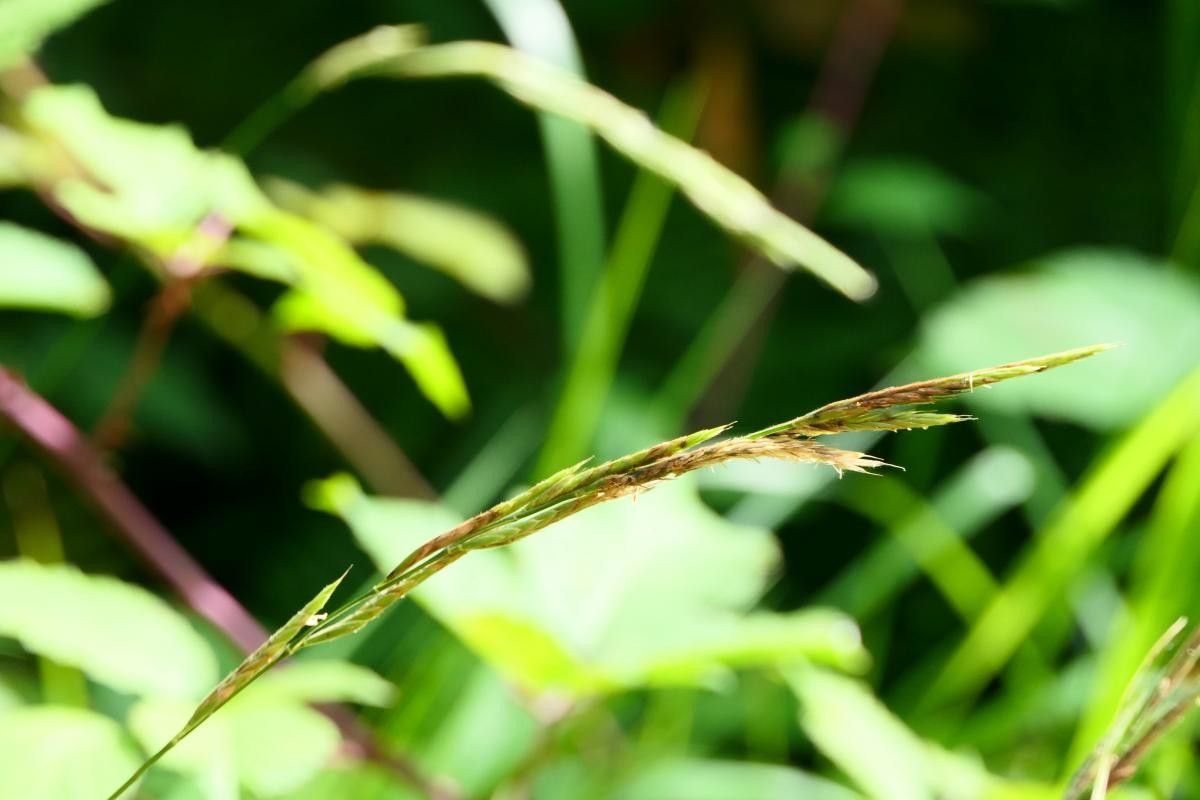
[106,344,1109,799]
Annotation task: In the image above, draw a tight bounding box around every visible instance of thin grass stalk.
[226,25,876,300]
[105,344,1106,799]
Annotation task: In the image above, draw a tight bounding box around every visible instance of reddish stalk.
[0,368,459,799]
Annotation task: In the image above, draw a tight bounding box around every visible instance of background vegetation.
[1,1,1199,798]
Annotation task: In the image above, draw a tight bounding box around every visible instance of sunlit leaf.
[276,764,423,799]
[20,85,470,418]
[0,222,110,316]
[825,159,985,238]
[918,250,1200,429]
[246,660,396,707]
[108,571,350,799]
[268,179,530,303]
[616,758,862,800]
[786,666,1030,800]
[0,560,217,699]
[23,85,267,253]
[128,690,343,798]
[0,706,141,800]
[0,0,111,69]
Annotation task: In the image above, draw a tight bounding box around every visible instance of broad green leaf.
[0,706,141,800]
[918,250,1200,430]
[0,560,217,699]
[615,758,862,800]
[788,666,934,800]
[0,0,111,69]
[417,663,540,795]
[20,85,470,418]
[109,570,350,799]
[268,179,530,303]
[231,705,341,797]
[128,692,342,798]
[23,85,268,253]
[247,212,471,419]
[311,475,868,696]
[786,666,1036,800]
[276,764,423,799]
[0,222,110,316]
[825,159,984,237]
[246,660,395,707]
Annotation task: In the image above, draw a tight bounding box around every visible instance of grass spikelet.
[107,346,1108,799]
[1066,618,1200,799]
[750,344,1115,440]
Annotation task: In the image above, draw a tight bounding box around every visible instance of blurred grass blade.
[1067,431,1200,768]
[0,222,111,316]
[106,569,348,800]
[481,0,606,346]
[821,447,1035,621]
[267,179,530,303]
[536,78,706,475]
[926,366,1200,710]
[0,0,111,68]
[20,84,471,418]
[0,560,217,700]
[785,665,1041,800]
[377,38,876,299]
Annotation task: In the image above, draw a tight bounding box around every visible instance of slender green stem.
[221,76,319,155]
[536,79,705,475]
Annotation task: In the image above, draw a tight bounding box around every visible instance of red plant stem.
[0,367,269,652]
[93,215,233,452]
[0,367,462,798]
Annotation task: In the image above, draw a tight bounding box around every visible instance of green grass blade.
[535,78,705,475]
[925,366,1200,711]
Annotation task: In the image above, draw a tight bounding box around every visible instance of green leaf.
[785,666,1030,800]
[0,706,141,800]
[23,85,268,252]
[20,85,470,418]
[615,758,863,800]
[251,212,471,419]
[128,691,343,798]
[312,475,868,696]
[268,179,530,303]
[0,560,217,699]
[275,764,423,799]
[825,159,985,238]
[0,0,111,69]
[0,222,110,316]
[109,570,349,800]
[918,250,1200,429]
[246,660,396,707]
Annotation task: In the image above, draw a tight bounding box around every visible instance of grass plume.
[106,345,1108,799]
[1066,617,1200,799]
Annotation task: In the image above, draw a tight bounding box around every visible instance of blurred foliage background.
[1,0,1199,798]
